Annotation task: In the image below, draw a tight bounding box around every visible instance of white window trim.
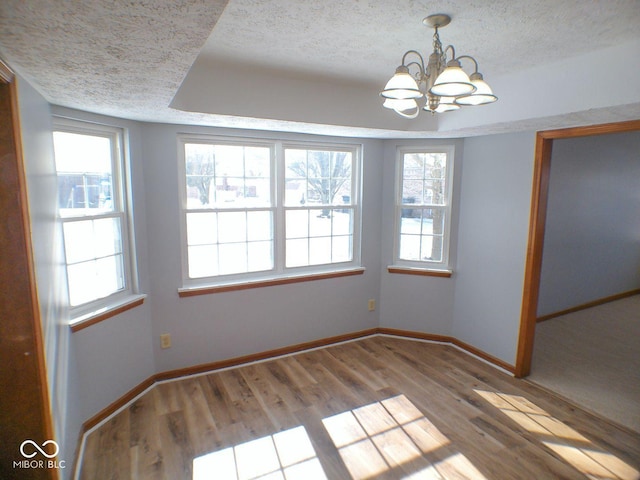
[53,117,139,319]
[391,145,455,272]
[177,134,363,290]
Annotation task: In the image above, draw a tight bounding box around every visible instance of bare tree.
[186,150,215,205]
[404,153,445,262]
[288,151,351,217]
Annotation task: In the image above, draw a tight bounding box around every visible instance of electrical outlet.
[368,299,376,311]
[160,333,171,349]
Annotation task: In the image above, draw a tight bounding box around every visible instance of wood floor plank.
[80,409,131,480]
[129,391,163,479]
[176,377,220,456]
[78,337,640,479]
[239,364,298,432]
[157,411,193,480]
[198,374,237,430]
[216,369,276,442]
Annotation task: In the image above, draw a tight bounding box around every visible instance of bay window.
[179,136,361,290]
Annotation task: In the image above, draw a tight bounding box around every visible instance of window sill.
[69,294,147,333]
[178,267,366,297]
[387,266,453,278]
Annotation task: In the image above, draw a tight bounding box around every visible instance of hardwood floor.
[78,336,640,479]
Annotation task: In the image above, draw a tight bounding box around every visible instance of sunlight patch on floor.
[322,394,487,480]
[193,425,327,480]
[474,389,639,480]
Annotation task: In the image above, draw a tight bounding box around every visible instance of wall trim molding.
[81,328,378,431]
[536,289,640,323]
[81,328,513,432]
[74,327,516,476]
[377,328,515,374]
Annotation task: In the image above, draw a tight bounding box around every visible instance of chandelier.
[380,14,497,118]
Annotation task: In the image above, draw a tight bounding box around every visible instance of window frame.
[177,134,362,290]
[392,145,455,272]
[53,117,138,319]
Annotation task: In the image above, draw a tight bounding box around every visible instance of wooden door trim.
[0,59,14,83]
[1,63,57,479]
[515,119,640,377]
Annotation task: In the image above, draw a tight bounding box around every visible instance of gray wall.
[537,131,640,316]
[378,132,537,366]
[141,124,384,372]
[16,75,78,471]
[18,86,156,477]
[451,132,536,364]
[378,138,464,336]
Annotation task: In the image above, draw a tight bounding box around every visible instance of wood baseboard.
[82,328,378,431]
[536,289,640,323]
[81,327,515,432]
[377,328,515,374]
[154,328,378,382]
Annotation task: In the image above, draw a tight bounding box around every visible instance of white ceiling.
[1,0,639,138]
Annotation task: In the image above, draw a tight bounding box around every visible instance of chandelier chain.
[432,27,444,58]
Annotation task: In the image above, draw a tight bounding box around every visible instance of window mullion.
[274,142,286,274]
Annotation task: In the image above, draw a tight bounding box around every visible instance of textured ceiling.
[201,0,640,84]
[0,0,639,137]
[0,0,229,121]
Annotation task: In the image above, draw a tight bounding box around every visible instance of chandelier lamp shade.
[381,14,497,117]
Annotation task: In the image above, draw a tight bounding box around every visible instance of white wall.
[451,132,536,365]
[437,39,640,134]
[141,124,384,372]
[50,107,156,431]
[537,131,640,316]
[18,94,156,477]
[16,75,79,472]
[378,138,464,335]
[172,58,437,133]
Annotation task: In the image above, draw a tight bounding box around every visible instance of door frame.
[0,59,57,479]
[514,119,640,378]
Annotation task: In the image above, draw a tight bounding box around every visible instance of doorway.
[515,119,640,378]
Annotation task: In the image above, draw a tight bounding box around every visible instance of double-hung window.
[183,140,275,278]
[284,146,355,267]
[53,118,135,314]
[394,146,454,271]
[179,136,361,288]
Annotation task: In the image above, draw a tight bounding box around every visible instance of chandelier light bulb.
[429,60,476,97]
[455,72,498,105]
[380,66,423,100]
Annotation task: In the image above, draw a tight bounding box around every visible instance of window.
[53,119,135,314]
[179,136,361,287]
[284,147,354,267]
[394,146,454,271]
